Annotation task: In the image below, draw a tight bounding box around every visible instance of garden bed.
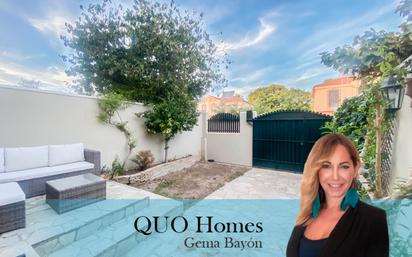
[129,161,251,199]
[112,155,198,184]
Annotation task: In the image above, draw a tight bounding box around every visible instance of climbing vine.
[322,93,372,152]
[323,82,393,196]
[321,1,412,197]
[98,92,136,174]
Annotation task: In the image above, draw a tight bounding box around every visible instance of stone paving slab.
[206,168,302,199]
[0,168,302,257]
[122,167,302,257]
[0,181,169,257]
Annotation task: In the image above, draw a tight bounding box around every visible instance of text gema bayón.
[134,216,264,250]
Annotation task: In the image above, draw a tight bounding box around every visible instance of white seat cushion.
[49,143,85,166]
[0,148,4,173]
[0,182,25,206]
[0,161,94,184]
[5,146,49,172]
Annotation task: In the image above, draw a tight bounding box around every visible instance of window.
[328,90,340,108]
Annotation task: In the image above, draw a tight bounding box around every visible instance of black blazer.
[286,201,389,257]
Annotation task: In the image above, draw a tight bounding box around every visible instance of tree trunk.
[374,103,383,198]
[164,137,169,163]
[122,149,132,171]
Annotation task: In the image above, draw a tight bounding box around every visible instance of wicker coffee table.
[46,173,106,214]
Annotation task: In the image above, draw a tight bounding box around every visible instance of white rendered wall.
[390,94,412,188]
[0,85,202,169]
[205,112,254,166]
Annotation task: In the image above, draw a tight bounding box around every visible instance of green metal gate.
[252,110,332,172]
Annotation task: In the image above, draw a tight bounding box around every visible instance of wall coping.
[0,84,144,106]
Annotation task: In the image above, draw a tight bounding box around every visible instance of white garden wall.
[205,112,254,166]
[390,93,412,188]
[0,85,202,169]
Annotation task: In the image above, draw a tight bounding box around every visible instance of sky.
[0,0,404,97]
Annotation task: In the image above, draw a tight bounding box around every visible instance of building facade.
[312,76,361,116]
[197,91,252,117]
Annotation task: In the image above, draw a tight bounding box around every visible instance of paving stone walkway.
[0,181,173,257]
[206,167,302,199]
[0,168,302,257]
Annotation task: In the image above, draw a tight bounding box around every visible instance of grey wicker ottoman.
[46,173,106,214]
[0,182,26,234]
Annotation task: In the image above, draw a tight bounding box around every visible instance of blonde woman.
[286,134,389,257]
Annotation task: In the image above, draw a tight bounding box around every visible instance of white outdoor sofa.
[0,182,25,234]
[0,143,101,198]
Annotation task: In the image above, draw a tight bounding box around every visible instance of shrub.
[322,91,378,193]
[111,156,124,177]
[132,150,155,171]
[322,94,371,152]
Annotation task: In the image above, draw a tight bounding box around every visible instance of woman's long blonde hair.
[295,133,360,225]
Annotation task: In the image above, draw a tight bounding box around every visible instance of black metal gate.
[252,110,332,172]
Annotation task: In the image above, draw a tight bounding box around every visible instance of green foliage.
[132,150,155,171]
[111,155,125,177]
[321,77,391,195]
[98,92,136,169]
[63,0,226,162]
[61,0,227,101]
[321,28,412,79]
[97,92,127,123]
[136,92,198,162]
[138,93,198,141]
[137,92,199,163]
[247,84,311,114]
[320,1,412,197]
[357,184,370,200]
[322,89,375,151]
[397,0,412,23]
